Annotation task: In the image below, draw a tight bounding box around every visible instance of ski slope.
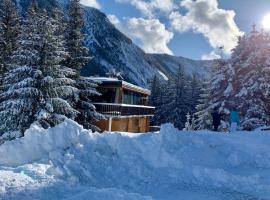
[0,120,270,200]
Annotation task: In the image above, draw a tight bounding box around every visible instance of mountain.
[17,0,214,87]
[81,7,157,86]
[81,7,214,87]
[147,54,213,79]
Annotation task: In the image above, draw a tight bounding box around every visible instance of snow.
[158,70,169,81]
[93,102,154,108]
[0,120,270,199]
[236,87,248,97]
[88,77,119,82]
[89,76,151,95]
[224,82,233,97]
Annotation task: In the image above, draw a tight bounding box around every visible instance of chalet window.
[93,88,118,103]
[123,90,143,105]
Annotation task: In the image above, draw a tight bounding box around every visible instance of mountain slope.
[81,7,158,86]
[81,7,214,86]
[147,54,213,79]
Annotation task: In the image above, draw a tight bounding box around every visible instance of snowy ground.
[0,120,270,200]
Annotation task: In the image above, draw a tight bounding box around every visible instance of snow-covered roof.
[89,77,151,95]
[88,77,119,82]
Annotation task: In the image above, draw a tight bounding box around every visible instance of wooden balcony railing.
[93,103,155,117]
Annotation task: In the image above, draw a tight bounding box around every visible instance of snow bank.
[0,119,88,166]
[1,120,270,199]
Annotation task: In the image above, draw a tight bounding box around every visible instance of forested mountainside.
[18,0,214,87]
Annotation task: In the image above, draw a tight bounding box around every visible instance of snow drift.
[0,120,270,200]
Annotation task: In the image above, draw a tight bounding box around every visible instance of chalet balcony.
[93,103,155,117]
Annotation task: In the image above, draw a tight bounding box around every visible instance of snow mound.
[0,120,88,166]
[0,120,270,199]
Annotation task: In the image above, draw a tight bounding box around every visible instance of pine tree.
[188,73,202,114]
[0,5,80,135]
[162,66,189,130]
[0,6,42,134]
[207,27,270,130]
[0,0,19,80]
[194,79,212,130]
[0,5,3,64]
[233,29,270,130]
[149,74,163,125]
[155,77,172,125]
[36,8,79,128]
[74,77,102,130]
[209,59,232,113]
[65,0,88,74]
[184,112,192,131]
[19,0,58,15]
[65,0,102,130]
[149,68,202,130]
[152,78,168,126]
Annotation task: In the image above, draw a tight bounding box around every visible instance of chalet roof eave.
[88,77,151,95]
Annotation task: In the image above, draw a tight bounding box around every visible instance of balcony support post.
[108,117,113,132]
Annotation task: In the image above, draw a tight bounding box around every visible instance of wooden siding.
[96,117,150,133]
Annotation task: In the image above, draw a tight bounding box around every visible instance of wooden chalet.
[90,77,155,133]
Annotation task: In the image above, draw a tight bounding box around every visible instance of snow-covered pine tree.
[74,77,102,130]
[65,0,88,75]
[0,5,80,135]
[231,28,270,130]
[184,112,191,131]
[149,74,163,125]
[194,79,212,130]
[0,0,19,79]
[0,5,42,134]
[152,76,166,126]
[19,0,58,16]
[207,26,270,130]
[65,0,102,130]
[193,58,230,131]
[162,66,189,130]
[149,75,159,107]
[208,59,233,114]
[188,73,201,114]
[196,41,241,131]
[36,8,79,128]
[151,77,168,126]
[0,4,3,68]
[184,112,196,131]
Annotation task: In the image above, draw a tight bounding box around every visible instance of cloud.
[169,0,243,54]
[201,51,221,60]
[125,18,174,55]
[115,0,176,17]
[108,14,120,25]
[109,16,174,55]
[80,0,101,9]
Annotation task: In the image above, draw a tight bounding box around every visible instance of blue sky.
[82,0,270,60]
